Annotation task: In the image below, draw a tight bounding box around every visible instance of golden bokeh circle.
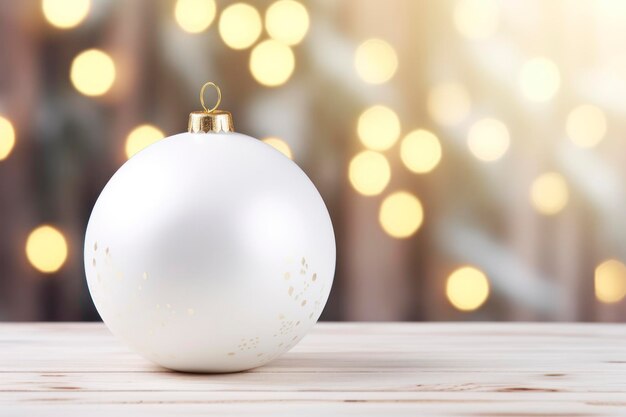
[400,129,442,174]
[427,82,471,126]
[349,151,391,196]
[0,116,16,161]
[357,105,401,151]
[219,3,262,49]
[354,39,398,84]
[566,105,607,148]
[70,49,116,97]
[26,225,68,274]
[467,118,510,162]
[519,57,561,102]
[249,40,295,86]
[529,172,569,216]
[42,0,90,29]
[379,191,423,238]
[595,259,626,304]
[446,266,490,311]
[453,0,499,40]
[265,0,309,45]
[175,0,216,34]
[262,137,293,159]
[125,124,165,159]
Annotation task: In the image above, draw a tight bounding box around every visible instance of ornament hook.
[200,81,222,113]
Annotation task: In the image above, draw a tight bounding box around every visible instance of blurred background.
[1,0,626,322]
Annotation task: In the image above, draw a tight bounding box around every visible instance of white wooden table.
[2,323,626,416]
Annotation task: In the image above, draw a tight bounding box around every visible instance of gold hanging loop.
[200,82,222,113]
[189,81,234,133]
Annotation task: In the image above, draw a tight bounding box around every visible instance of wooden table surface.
[2,322,626,416]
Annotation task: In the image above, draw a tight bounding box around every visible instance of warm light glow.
[453,0,499,40]
[0,116,16,161]
[427,82,471,126]
[249,40,295,87]
[566,105,607,148]
[400,129,442,174]
[595,259,626,304]
[174,0,216,34]
[262,137,293,159]
[349,151,391,196]
[354,39,398,84]
[519,57,560,102]
[25,225,68,274]
[467,118,510,162]
[446,266,490,311]
[265,0,309,46]
[530,172,569,215]
[42,0,90,29]
[357,105,400,151]
[379,191,423,238]
[219,3,262,49]
[70,49,116,97]
[125,124,165,159]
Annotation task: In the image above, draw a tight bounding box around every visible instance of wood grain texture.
[1,322,626,416]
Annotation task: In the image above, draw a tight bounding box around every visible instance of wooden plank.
[1,323,626,416]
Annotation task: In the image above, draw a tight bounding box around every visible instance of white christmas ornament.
[84,82,335,372]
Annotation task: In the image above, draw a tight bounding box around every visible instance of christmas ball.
[84,83,335,373]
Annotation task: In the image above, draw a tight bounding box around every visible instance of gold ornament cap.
[188,82,235,134]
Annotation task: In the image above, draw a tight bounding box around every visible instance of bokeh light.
[262,137,293,159]
[349,151,391,196]
[174,0,216,34]
[379,191,423,238]
[249,40,295,87]
[42,0,90,29]
[467,118,510,162]
[427,82,471,126]
[125,124,165,159]
[265,0,309,46]
[595,259,626,304]
[219,3,262,50]
[357,105,400,151]
[0,116,16,161]
[354,38,398,84]
[453,0,499,40]
[446,266,490,311]
[519,57,560,102]
[70,49,116,97]
[25,225,68,274]
[566,105,607,148]
[400,129,442,174]
[530,172,569,216]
